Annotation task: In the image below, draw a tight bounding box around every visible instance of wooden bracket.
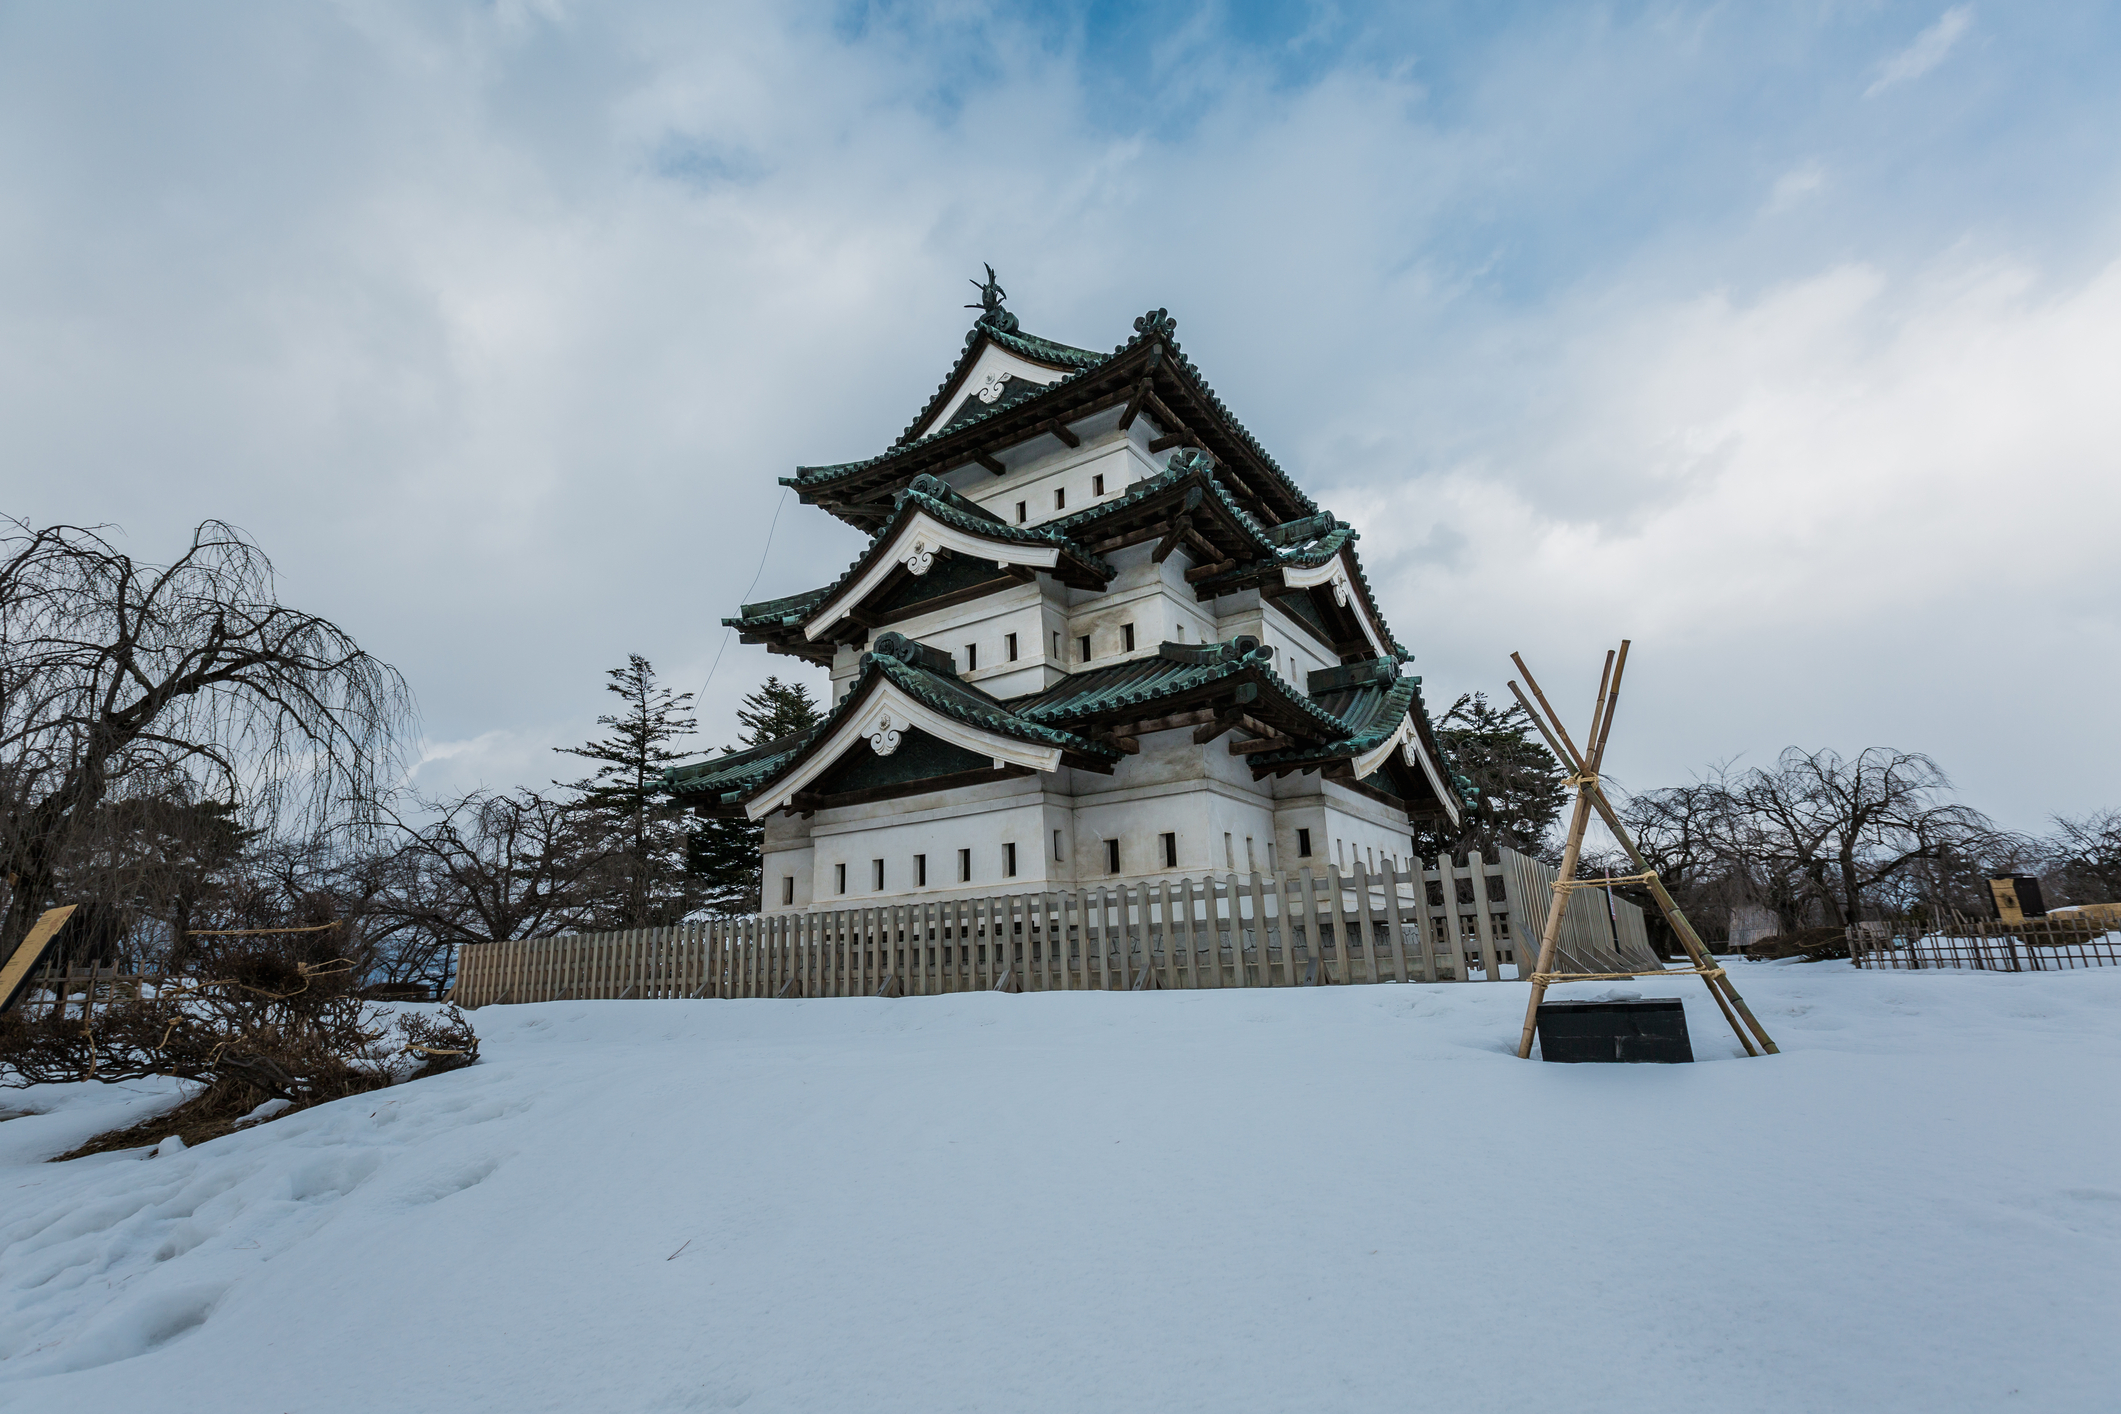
[1040,419,1082,449]
[1147,431,1194,453]
[776,975,802,998]
[1229,735,1292,756]
[876,974,903,998]
[1151,514,1192,564]
[1192,714,1238,745]
[994,966,1020,993]
[975,451,1006,475]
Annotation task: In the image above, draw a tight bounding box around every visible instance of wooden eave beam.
[1183,558,1237,585]
[1228,735,1293,756]
[1180,527,1224,563]
[1147,431,1195,454]
[1092,707,1220,739]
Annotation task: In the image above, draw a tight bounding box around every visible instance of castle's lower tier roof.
[668,635,1461,823]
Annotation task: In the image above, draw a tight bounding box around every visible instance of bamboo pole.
[1506,645,1778,1058]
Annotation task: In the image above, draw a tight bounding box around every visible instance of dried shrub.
[0,932,479,1157]
[1742,926,1851,962]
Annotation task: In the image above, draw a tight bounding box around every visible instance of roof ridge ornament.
[1132,308,1177,340]
[965,263,1019,334]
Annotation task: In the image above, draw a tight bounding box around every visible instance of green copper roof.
[1013,636,1351,742]
[664,728,820,800]
[1248,667,1422,769]
[724,474,1112,643]
[665,630,1116,808]
[727,585,830,632]
[783,309,1322,530]
[863,638,1114,759]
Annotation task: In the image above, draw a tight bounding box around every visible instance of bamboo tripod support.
[1509,642,1779,1061]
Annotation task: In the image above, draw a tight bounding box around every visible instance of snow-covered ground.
[3,962,2116,1413]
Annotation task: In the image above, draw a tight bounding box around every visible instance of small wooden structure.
[1507,642,1780,1059]
[0,906,80,1014]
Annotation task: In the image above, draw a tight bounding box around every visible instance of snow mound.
[3,966,2117,1411]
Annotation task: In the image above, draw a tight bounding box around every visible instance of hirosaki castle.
[668,275,1462,913]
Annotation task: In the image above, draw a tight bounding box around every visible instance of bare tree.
[379,789,613,964]
[1729,748,1996,926]
[0,519,413,952]
[2048,809,2121,905]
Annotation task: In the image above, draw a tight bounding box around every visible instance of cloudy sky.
[4,1,2116,831]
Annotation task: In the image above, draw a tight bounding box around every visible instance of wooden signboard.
[1989,875,2046,922]
[0,905,78,1015]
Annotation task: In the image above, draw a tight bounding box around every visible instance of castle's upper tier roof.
[783,304,1321,532]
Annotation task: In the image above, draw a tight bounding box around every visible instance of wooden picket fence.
[1848,916,2121,972]
[450,847,1654,1007]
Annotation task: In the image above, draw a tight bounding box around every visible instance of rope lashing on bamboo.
[1551,871,1658,892]
[1529,966,1728,985]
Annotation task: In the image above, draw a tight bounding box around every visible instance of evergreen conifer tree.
[686,677,822,915]
[555,655,699,928]
[1411,692,1568,865]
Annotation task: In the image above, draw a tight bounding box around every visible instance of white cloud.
[1767,161,1826,212]
[1338,253,2121,824]
[1866,6,1975,97]
[0,3,2109,831]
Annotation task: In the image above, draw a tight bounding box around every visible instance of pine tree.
[687,677,823,915]
[555,655,699,928]
[1410,692,1568,865]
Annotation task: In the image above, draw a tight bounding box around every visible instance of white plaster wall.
[758,734,1418,911]
[800,776,1057,906]
[829,643,864,706]
[886,579,1053,695]
[1061,543,1216,667]
[943,407,1171,526]
[1214,593,1339,690]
